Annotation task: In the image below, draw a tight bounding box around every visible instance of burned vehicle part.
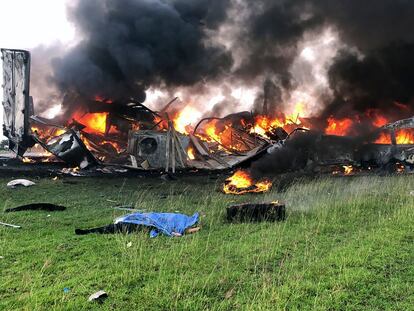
[35,129,98,169]
[1,49,34,155]
[30,116,98,168]
[357,117,414,169]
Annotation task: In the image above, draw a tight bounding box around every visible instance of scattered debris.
[141,159,150,170]
[126,241,132,248]
[63,287,70,293]
[7,179,35,188]
[160,173,177,181]
[0,221,22,229]
[75,223,144,235]
[88,290,108,302]
[227,202,286,222]
[59,167,83,176]
[410,190,414,196]
[3,48,414,178]
[33,127,98,169]
[225,288,235,299]
[1,49,270,174]
[5,203,66,212]
[112,205,137,212]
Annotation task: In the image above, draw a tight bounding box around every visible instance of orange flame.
[223,170,272,195]
[250,112,303,139]
[31,126,66,142]
[375,129,414,144]
[72,111,108,134]
[187,146,195,160]
[343,165,353,175]
[372,115,388,128]
[22,157,35,163]
[205,119,222,142]
[101,140,123,153]
[325,117,353,136]
[173,106,201,134]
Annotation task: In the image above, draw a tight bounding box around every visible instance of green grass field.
[1,174,413,310]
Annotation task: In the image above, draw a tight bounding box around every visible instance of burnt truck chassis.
[283,121,414,173]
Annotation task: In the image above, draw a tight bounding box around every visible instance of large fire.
[203,119,222,143]
[250,115,285,139]
[30,105,126,161]
[187,146,195,160]
[71,111,109,134]
[24,90,414,170]
[325,117,353,136]
[321,109,414,144]
[249,104,306,139]
[374,129,414,144]
[173,106,201,134]
[169,104,414,156]
[223,170,272,195]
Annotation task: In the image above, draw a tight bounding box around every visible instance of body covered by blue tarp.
[115,212,199,237]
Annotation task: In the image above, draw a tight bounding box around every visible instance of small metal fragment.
[88,290,108,302]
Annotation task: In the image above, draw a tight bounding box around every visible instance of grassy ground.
[0,174,413,310]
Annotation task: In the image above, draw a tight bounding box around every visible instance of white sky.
[0,0,75,139]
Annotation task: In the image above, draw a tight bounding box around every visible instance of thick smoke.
[51,0,233,103]
[303,0,414,117]
[30,45,65,115]
[232,1,322,82]
[46,0,414,118]
[250,132,321,178]
[324,43,414,119]
[234,0,414,117]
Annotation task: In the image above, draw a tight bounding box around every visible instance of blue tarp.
[115,212,199,237]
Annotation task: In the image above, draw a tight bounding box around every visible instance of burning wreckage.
[1,49,269,174]
[2,49,414,194]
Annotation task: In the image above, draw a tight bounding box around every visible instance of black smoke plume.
[324,43,414,119]
[51,0,233,103]
[46,0,414,119]
[235,0,414,114]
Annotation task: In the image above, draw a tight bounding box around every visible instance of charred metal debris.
[1,49,414,176]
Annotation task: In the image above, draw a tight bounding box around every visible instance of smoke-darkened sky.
[3,0,414,123]
[47,0,414,120]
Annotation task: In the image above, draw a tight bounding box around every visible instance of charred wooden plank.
[227,202,286,222]
[189,134,210,156]
[189,134,230,168]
